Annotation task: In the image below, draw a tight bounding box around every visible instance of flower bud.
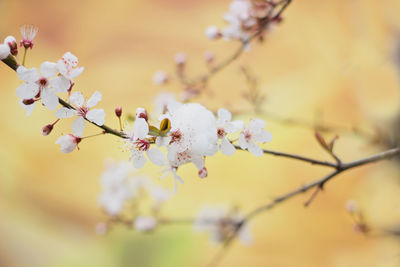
[0,43,10,60]
[174,52,187,65]
[204,50,215,64]
[42,124,54,136]
[152,70,168,85]
[135,107,148,121]
[4,36,18,56]
[198,167,208,178]
[22,98,35,105]
[205,26,221,40]
[346,200,357,213]
[115,106,122,118]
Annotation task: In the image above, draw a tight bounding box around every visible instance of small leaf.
[314,130,329,151]
[159,118,171,136]
[328,135,339,152]
[148,125,160,137]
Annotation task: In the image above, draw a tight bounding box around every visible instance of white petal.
[55,135,77,153]
[17,66,39,83]
[226,120,244,133]
[132,151,146,169]
[191,156,205,170]
[86,108,105,126]
[56,60,68,76]
[72,116,85,136]
[70,67,84,79]
[16,83,39,99]
[86,91,102,108]
[248,142,263,157]
[50,76,70,93]
[218,108,232,122]
[146,148,165,166]
[249,119,265,133]
[254,130,272,143]
[41,89,59,110]
[55,107,76,118]
[238,133,248,149]
[40,61,57,78]
[172,169,184,193]
[220,137,235,156]
[133,118,149,139]
[70,91,84,107]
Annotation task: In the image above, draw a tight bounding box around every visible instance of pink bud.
[174,52,187,65]
[115,106,122,118]
[4,36,18,56]
[198,167,208,178]
[205,26,221,40]
[22,98,35,105]
[42,124,54,136]
[136,107,148,121]
[204,50,215,64]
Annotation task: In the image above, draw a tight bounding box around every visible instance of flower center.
[135,139,150,151]
[78,106,89,117]
[38,77,48,88]
[244,130,252,142]
[217,128,226,138]
[169,130,182,144]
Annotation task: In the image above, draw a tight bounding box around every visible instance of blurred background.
[1,0,400,266]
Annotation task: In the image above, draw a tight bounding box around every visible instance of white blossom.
[216,108,244,156]
[16,63,70,110]
[55,134,81,153]
[238,118,272,156]
[152,70,168,85]
[57,52,84,80]
[205,25,221,40]
[20,25,38,49]
[134,216,157,232]
[126,118,165,169]
[55,91,105,136]
[153,92,182,117]
[194,205,252,246]
[98,161,133,216]
[174,52,187,65]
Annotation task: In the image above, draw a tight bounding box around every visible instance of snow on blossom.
[55,91,105,136]
[134,216,157,232]
[98,161,134,216]
[56,52,84,81]
[216,108,244,156]
[0,43,10,59]
[238,118,272,156]
[4,36,18,56]
[126,117,165,169]
[194,205,252,246]
[16,62,70,110]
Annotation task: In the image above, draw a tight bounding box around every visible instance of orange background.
[1,0,400,266]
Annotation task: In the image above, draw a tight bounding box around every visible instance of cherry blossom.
[98,161,134,216]
[56,52,84,81]
[152,70,168,85]
[55,134,82,153]
[20,24,38,49]
[205,25,221,40]
[55,91,105,136]
[127,117,165,169]
[16,62,70,110]
[238,118,272,156]
[153,92,182,117]
[134,216,157,232]
[194,205,252,246]
[216,108,244,156]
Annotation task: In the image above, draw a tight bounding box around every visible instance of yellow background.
[1,0,400,266]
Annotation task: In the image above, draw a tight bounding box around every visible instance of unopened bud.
[174,52,187,65]
[204,50,215,64]
[205,26,221,40]
[0,43,11,60]
[115,106,122,118]
[198,167,208,178]
[42,124,54,136]
[135,107,148,121]
[152,70,168,85]
[4,36,18,56]
[346,200,357,213]
[22,98,35,105]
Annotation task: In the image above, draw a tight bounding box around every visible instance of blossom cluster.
[205,0,282,42]
[98,160,171,232]
[124,93,272,191]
